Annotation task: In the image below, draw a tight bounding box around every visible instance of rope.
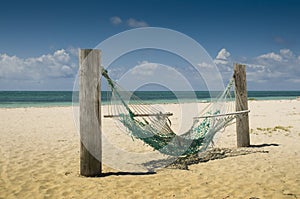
[102,69,242,156]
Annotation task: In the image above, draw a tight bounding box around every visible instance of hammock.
[102,69,248,156]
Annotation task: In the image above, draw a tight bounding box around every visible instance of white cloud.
[53,49,71,62]
[117,61,196,91]
[197,62,214,68]
[257,52,282,62]
[280,49,293,58]
[287,78,300,83]
[130,61,158,76]
[214,59,228,65]
[216,48,231,60]
[213,48,232,78]
[109,16,149,28]
[248,49,300,88]
[0,49,77,81]
[61,65,73,76]
[110,16,122,25]
[127,18,148,28]
[247,63,269,73]
[2,47,299,91]
[67,47,79,57]
[212,48,300,89]
[214,48,231,69]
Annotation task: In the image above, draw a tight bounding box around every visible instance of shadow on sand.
[99,171,156,177]
[250,143,280,148]
[99,145,279,174]
[143,147,271,170]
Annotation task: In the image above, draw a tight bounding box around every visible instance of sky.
[0,0,300,90]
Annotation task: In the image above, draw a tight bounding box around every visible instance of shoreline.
[0,98,299,109]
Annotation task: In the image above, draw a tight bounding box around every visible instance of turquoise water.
[0,91,299,108]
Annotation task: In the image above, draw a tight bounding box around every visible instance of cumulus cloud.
[117,61,195,91]
[213,48,232,78]
[280,49,293,57]
[213,48,300,89]
[109,16,149,28]
[0,49,77,81]
[257,52,282,62]
[214,59,228,65]
[130,61,159,76]
[214,48,231,66]
[127,18,148,28]
[2,46,299,90]
[255,49,300,75]
[197,62,214,68]
[288,78,300,83]
[216,48,231,60]
[67,47,79,57]
[110,16,122,25]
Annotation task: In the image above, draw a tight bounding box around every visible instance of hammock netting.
[102,69,238,156]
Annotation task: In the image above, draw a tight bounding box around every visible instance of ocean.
[0,91,299,108]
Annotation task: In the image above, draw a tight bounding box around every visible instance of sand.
[0,100,299,198]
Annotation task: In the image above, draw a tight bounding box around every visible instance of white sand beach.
[0,100,299,198]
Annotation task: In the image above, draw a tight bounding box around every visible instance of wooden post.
[79,49,102,176]
[234,63,250,147]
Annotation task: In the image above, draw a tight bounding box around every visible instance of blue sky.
[0,0,300,90]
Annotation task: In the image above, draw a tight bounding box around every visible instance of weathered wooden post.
[79,49,102,176]
[234,63,250,147]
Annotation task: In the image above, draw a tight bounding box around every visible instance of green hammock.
[102,69,239,156]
